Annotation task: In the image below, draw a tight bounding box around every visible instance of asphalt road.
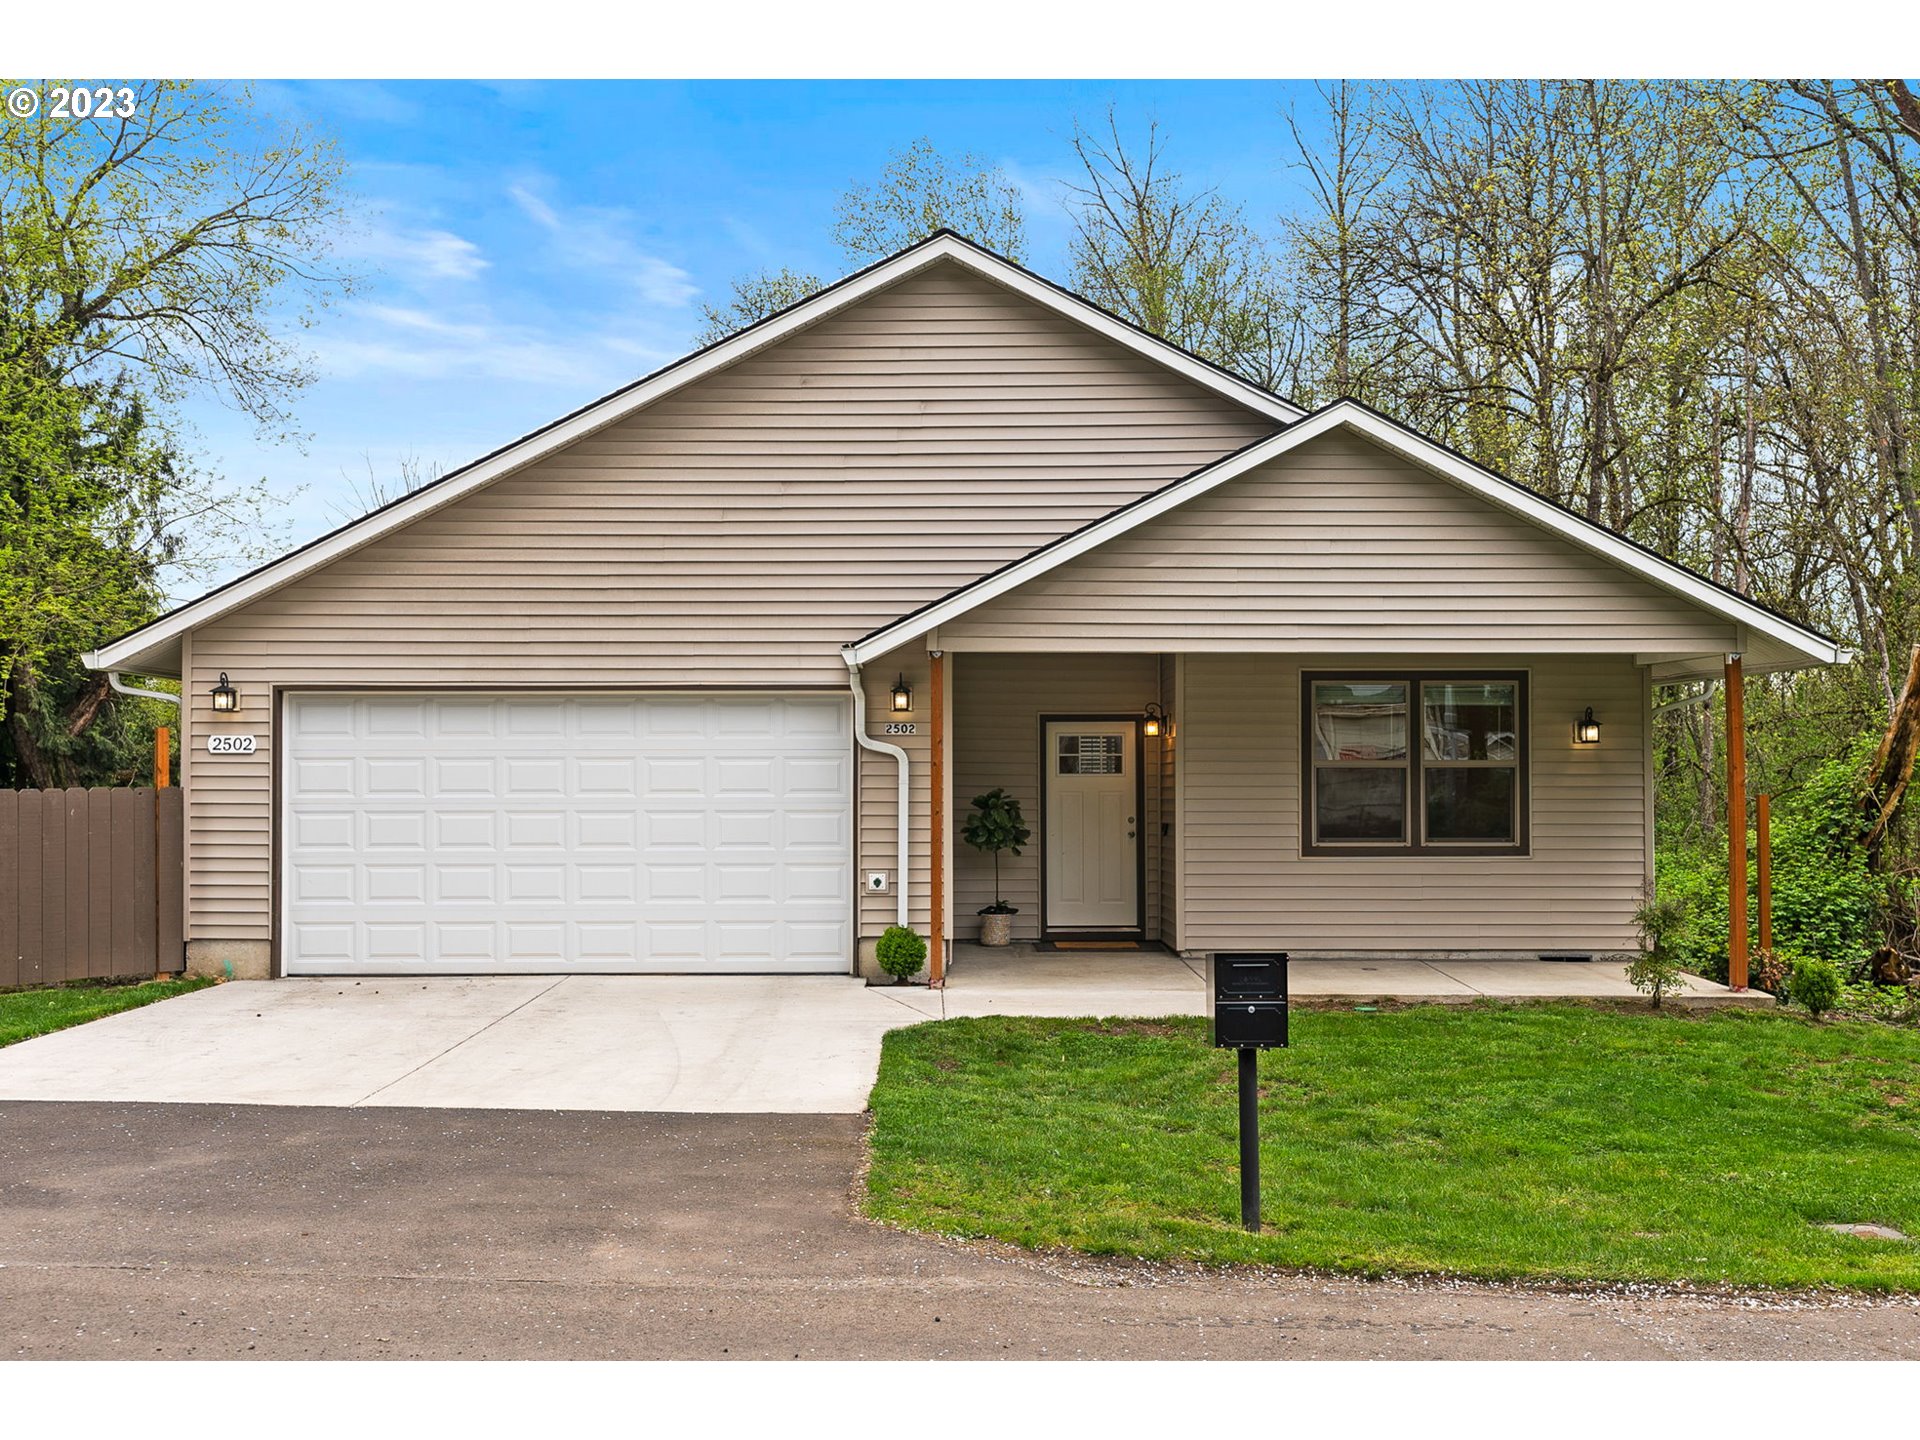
[3,1102,1916,1360]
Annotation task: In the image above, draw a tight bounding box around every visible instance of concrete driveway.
[0,976,943,1113]
[4,1101,1916,1361]
[0,950,1759,1114]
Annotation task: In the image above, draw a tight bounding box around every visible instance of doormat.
[1046,940,1141,951]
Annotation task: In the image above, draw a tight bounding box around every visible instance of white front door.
[1043,720,1139,930]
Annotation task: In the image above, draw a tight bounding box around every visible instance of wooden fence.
[0,789,184,988]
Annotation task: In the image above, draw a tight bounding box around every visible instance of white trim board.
[85,232,1303,676]
[845,402,1849,670]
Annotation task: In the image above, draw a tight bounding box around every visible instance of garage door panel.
[433,811,497,848]
[364,812,426,850]
[577,811,639,849]
[785,756,850,797]
[434,757,495,794]
[285,692,851,974]
[644,757,707,795]
[504,758,566,796]
[294,758,356,797]
[292,865,354,903]
[576,758,638,795]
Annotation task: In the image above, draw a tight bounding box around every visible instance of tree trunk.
[1864,645,1920,861]
[4,660,60,790]
[64,672,111,740]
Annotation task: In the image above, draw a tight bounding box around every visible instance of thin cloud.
[508,179,698,307]
[343,223,491,282]
[310,300,679,390]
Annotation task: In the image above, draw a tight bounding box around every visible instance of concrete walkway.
[0,950,1759,1115]
[941,944,1766,1014]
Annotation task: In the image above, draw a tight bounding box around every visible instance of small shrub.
[1788,955,1843,1018]
[1751,947,1790,997]
[1630,891,1690,1007]
[876,925,928,983]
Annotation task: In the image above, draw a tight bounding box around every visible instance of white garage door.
[282,692,852,974]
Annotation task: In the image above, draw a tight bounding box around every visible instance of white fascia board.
[87,235,1300,673]
[847,403,1845,668]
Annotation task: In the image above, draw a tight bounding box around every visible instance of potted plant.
[962,787,1031,946]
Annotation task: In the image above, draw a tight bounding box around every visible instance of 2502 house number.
[880,722,917,735]
[206,734,257,755]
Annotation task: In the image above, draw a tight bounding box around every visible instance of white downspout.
[106,672,182,708]
[842,647,910,929]
[1652,684,1717,717]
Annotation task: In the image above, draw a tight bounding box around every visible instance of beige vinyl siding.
[1178,653,1650,954]
[950,653,1164,943]
[940,430,1737,655]
[185,260,1272,942]
[857,657,930,940]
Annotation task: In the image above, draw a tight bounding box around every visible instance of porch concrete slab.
[1288,960,1478,998]
[1428,960,1754,1002]
[943,945,1766,1009]
[942,944,1205,1020]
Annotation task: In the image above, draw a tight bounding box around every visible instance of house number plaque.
[206,734,257,755]
[880,722,917,736]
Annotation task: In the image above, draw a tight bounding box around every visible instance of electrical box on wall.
[867,871,890,894]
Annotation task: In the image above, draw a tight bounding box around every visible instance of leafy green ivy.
[1659,738,1882,983]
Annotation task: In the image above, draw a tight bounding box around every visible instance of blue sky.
[181,80,1329,588]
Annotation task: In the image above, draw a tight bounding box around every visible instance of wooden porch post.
[1726,653,1748,990]
[929,650,946,987]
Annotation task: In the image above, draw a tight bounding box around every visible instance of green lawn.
[0,977,215,1048]
[865,1005,1920,1291]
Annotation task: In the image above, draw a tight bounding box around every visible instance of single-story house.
[85,232,1845,982]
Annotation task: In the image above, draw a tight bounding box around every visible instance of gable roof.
[86,231,1304,676]
[843,399,1849,673]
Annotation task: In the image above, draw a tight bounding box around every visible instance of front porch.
[939,943,1769,1013]
[904,648,1659,978]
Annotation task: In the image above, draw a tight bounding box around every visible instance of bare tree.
[1065,108,1299,390]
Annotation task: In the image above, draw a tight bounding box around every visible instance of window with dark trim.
[1303,671,1528,855]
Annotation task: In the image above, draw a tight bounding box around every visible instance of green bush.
[876,925,928,983]
[1628,892,1689,1007]
[1788,955,1843,1018]
[1658,742,1880,984]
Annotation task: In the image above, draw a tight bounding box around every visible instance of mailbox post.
[1207,953,1289,1232]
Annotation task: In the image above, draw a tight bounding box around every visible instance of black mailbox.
[1209,952,1288,1048]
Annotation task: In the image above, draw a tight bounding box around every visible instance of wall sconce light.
[211,672,239,713]
[1142,702,1170,738]
[889,674,913,713]
[1574,706,1601,745]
